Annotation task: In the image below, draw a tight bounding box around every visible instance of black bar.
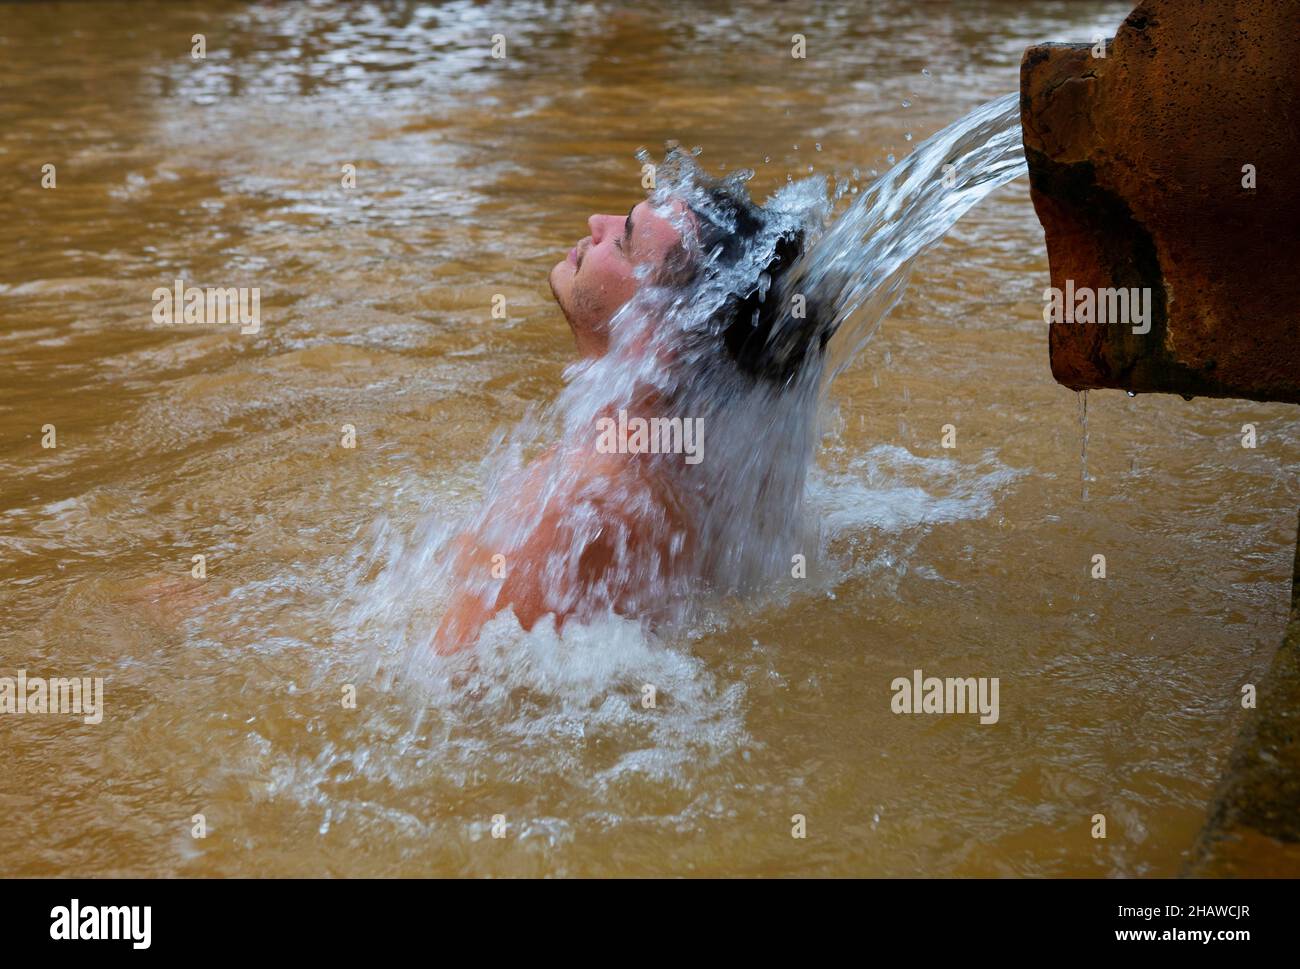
[0,876,1286,956]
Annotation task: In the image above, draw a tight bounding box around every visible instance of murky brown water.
[2,1,1297,877]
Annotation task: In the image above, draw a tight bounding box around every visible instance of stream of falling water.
[786,92,1029,379]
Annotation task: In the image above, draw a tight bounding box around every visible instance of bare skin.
[432,199,695,654]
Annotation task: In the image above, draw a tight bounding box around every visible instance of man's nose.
[588,214,619,243]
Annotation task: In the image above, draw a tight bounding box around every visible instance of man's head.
[548,177,823,385]
[548,198,692,358]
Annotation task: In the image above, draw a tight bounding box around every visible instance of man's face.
[549,198,691,357]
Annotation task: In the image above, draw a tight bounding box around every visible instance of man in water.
[432,176,817,654]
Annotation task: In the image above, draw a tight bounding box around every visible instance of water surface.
[1,0,1297,877]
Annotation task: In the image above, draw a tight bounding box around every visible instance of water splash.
[345,93,1030,678]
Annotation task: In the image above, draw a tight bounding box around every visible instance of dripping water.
[1078,389,1090,500]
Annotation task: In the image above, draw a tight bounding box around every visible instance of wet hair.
[686,184,827,387]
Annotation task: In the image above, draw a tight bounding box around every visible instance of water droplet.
[814,143,822,151]
[793,144,799,151]
[901,99,911,108]
[690,145,702,156]
[763,155,770,164]
[1126,390,1137,397]
[905,132,913,141]
[887,154,896,164]
[808,164,814,172]
[922,67,932,77]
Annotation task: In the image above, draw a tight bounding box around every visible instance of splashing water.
[779,92,1028,380]
[343,93,1030,687]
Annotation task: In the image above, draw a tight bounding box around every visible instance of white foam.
[812,444,1025,535]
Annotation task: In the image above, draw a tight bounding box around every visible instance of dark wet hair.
[687,184,827,387]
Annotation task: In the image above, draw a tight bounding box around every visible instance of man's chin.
[548,262,576,326]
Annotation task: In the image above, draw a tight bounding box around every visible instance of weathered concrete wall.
[1191,513,1300,875]
[1020,0,1300,404]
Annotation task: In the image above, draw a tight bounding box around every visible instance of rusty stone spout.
[1019,0,1300,404]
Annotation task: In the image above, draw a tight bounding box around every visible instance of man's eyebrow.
[622,203,636,251]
